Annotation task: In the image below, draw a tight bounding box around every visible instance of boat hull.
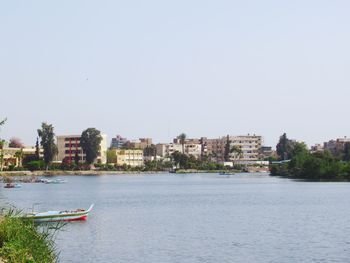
[32,213,89,223]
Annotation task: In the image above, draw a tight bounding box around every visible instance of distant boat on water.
[218,171,235,176]
[4,183,22,188]
[42,178,68,184]
[21,204,94,223]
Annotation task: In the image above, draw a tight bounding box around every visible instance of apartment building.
[201,137,226,161]
[324,137,350,155]
[110,135,128,149]
[156,142,202,159]
[201,135,263,164]
[310,144,324,153]
[112,149,144,167]
[56,134,107,164]
[126,138,153,150]
[228,135,262,164]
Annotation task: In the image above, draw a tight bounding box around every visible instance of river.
[2,173,350,262]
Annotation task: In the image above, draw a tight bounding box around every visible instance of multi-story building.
[201,135,263,164]
[259,146,276,159]
[228,135,262,164]
[156,142,202,159]
[324,137,350,155]
[310,144,324,153]
[56,134,107,164]
[110,135,128,149]
[126,138,153,150]
[111,149,144,167]
[201,137,226,162]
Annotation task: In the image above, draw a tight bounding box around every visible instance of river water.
[2,173,350,263]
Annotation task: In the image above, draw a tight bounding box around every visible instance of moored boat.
[42,178,68,184]
[218,171,235,176]
[22,204,94,222]
[4,183,22,188]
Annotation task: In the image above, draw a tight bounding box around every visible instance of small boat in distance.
[41,178,68,184]
[218,171,235,176]
[4,183,22,188]
[22,204,94,223]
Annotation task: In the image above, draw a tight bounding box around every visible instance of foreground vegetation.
[0,212,58,263]
[270,134,350,181]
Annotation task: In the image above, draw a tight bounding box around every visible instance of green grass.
[0,210,60,263]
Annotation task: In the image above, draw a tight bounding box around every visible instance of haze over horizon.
[1,0,349,147]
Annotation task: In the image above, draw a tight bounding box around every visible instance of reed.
[0,208,61,263]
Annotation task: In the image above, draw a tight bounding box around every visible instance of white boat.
[22,204,94,223]
[42,178,68,184]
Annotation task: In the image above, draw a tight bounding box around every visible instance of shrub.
[0,211,58,262]
[25,160,45,171]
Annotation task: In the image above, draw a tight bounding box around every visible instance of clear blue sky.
[1,0,349,147]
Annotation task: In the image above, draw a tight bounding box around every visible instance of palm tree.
[14,149,23,168]
[177,133,186,154]
[0,118,6,127]
[0,118,7,171]
[230,145,243,163]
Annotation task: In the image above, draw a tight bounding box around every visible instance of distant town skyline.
[1,1,350,147]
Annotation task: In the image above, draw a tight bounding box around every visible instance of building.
[111,149,144,167]
[201,135,263,164]
[228,135,262,164]
[0,146,43,169]
[324,137,350,156]
[56,134,107,164]
[127,138,153,150]
[310,144,324,153]
[259,146,275,159]
[110,135,128,149]
[156,142,202,159]
[200,137,226,162]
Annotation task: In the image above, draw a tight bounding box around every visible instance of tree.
[74,151,80,166]
[14,149,23,167]
[37,122,58,170]
[9,137,24,148]
[276,133,295,160]
[80,128,102,167]
[144,145,156,157]
[177,133,186,154]
[344,142,350,162]
[224,135,230,162]
[171,151,188,169]
[230,145,243,162]
[0,118,7,171]
[106,149,118,163]
[35,137,40,160]
[0,118,6,128]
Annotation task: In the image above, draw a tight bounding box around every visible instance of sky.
[0,0,349,147]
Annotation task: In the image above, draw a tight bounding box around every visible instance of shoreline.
[0,170,238,176]
[0,170,168,176]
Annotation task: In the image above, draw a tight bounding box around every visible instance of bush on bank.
[0,212,57,263]
[270,150,350,181]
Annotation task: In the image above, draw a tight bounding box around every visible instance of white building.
[156,143,202,159]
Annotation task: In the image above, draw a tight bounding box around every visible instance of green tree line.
[270,133,350,181]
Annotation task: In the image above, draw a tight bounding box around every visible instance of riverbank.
[0,213,57,262]
[0,170,169,176]
[0,169,246,177]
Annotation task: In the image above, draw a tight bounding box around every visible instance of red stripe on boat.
[63,215,88,222]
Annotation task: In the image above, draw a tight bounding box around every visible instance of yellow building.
[0,147,43,169]
[112,149,144,167]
